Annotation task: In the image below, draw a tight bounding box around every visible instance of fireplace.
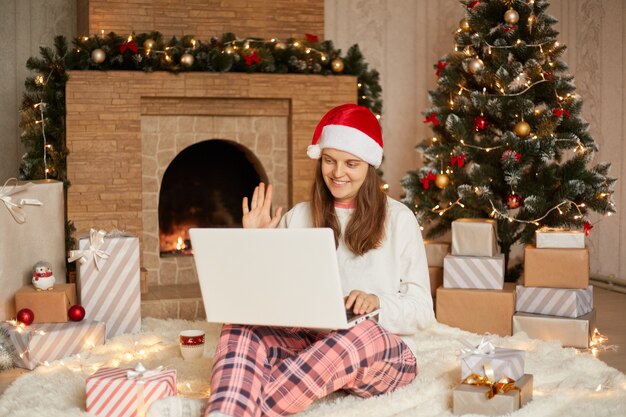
[158,139,268,256]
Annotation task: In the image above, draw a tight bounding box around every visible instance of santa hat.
[307,104,383,168]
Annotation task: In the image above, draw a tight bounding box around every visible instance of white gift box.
[535,227,585,249]
[443,254,505,290]
[451,218,499,257]
[460,345,525,381]
[516,285,593,318]
[424,241,451,267]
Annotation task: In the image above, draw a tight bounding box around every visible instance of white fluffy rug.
[0,318,624,417]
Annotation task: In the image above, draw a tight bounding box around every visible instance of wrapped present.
[516,285,593,318]
[524,245,589,289]
[15,283,77,323]
[424,241,450,267]
[0,320,105,370]
[453,374,533,416]
[86,363,177,417]
[451,218,499,257]
[0,179,66,321]
[513,309,596,349]
[428,266,443,297]
[436,283,515,337]
[443,254,504,290]
[535,227,585,249]
[459,340,525,381]
[70,229,141,339]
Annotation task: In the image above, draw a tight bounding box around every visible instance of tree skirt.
[0,318,624,417]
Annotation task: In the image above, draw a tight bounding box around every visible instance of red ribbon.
[501,150,522,162]
[584,220,593,236]
[305,33,319,42]
[421,171,437,189]
[503,25,518,32]
[436,61,448,77]
[451,153,466,168]
[468,1,480,8]
[553,108,571,118]
[424,113,439,126]
[119,40,138,54]
[244,50,260,66]
[544,71,553,79]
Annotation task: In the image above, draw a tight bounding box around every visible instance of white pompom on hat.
[307,104,383,168]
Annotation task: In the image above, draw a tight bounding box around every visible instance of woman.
[206,104,434,417]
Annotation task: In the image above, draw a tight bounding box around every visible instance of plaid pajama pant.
[205,319,417,417]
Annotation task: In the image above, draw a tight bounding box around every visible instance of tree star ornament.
[435,173,450,189]
[91,48,106,64]
[504,8,520,24]
[514,120,531,137]
[506,193,522,209]
[331,58,345,73]
[474,115,488,130]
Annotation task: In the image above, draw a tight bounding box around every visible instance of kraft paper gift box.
[15,283,77,323]
[71,229,141,339]
[428,266,443,297]
[453,374,533,416]
[436,283,515,337]
[86,364,177,417]
[451,218,499,257]
[424,241,450,267]
[0,320,105,370]
[516,285,593,318]
[535,227,585,249]
[524,245,589,289]
[460,345,525,381]
[513,309,596,348]
[0,179,66,321]
[443,254,505,290]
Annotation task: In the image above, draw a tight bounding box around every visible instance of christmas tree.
[402,0,616,278]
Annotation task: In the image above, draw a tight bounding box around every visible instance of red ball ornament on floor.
[506,193,522,209]
[68,305,86,321]
[474,115,489,131]
[17,308,35,326]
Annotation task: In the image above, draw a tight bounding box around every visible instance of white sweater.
[278,197,435,355]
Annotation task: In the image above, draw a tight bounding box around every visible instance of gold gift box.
[428,266,443,298]
[524,245,589,289]
[453,374,533,416]
[15,283,77,323]
[512,309,596,348]
[424,241,450,267]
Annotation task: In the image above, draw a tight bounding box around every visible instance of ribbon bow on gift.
[459,337,496,358]
[462,366,520,400]
[127,362,164,380]
[67,229,111,270]
[0,178,43,224]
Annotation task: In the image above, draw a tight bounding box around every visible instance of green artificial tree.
[402,0,616,279]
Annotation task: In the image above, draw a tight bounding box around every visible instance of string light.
[457,78,551,97]
[488,198,586,225]
[432,198,465,216]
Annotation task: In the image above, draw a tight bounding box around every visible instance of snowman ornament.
[32,261,55,291]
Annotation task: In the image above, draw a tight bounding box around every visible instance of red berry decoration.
[68,304,86,321]
[474,115,489,130]
[506,193,522,209]
[17,308,35,326]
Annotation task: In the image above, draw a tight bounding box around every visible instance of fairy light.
[432,198,465,216]
[488,199,586,225]
[456,79,551,97]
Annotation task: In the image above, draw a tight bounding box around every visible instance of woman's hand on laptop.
[242,183,283,229]
[345,290,380,315]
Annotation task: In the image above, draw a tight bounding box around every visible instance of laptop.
[189,227,380,329]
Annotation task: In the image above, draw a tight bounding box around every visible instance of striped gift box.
[1,320,105,370]
[76,232,141,339]
[460,347,525,381]
[443,254,505,289]
[86,366,177,417]
[516,285,593,318]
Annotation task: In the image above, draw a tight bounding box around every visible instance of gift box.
[524,245,589,289]
[453,374,533,416]
[14,283,77,323]
[535,227,585,249]
[460,345,525,381]
[451,218,499,257]
[428,267,443,297]
[71,230,141,339]
[512,309,596,348]
[443,254,504,290]
[86,364,177,417]
[0,179,66,321]
[0,320,105,370]
[516,285,593,318]
[436,283,515,337]
[424,241,450,267]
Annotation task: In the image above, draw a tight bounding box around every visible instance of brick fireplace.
[66,71,356,318]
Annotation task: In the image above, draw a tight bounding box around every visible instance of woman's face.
[320,148,369,203]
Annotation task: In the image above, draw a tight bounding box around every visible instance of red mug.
[179,330,205,346]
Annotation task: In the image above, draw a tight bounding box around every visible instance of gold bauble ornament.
[435,173,450,189]
[224,45,235,54]
[504,8,520,24]
[91,48,106,64]
[468,58,484,74]
[514,120,531,137]
[331,58,345,73]
[274,41,287,50]
[180,53,194,67]
[143,38,156,50]
[459,18,471,32]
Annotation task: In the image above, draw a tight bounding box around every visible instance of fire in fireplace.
[158,139,268,256]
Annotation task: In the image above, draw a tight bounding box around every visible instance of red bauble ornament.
[506,193,522,209]
[68,304,86,321]
[17,308,35,326]
[468,1,480,8]
[474,115,489,130]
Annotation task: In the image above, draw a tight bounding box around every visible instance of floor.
[1,287,624,396]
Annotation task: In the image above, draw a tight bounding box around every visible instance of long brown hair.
[310,160,387,256]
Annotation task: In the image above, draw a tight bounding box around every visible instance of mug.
[179,330,205,360]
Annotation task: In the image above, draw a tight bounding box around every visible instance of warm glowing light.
[176,237,186,251]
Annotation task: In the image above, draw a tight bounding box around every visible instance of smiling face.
[320,148,369,203]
